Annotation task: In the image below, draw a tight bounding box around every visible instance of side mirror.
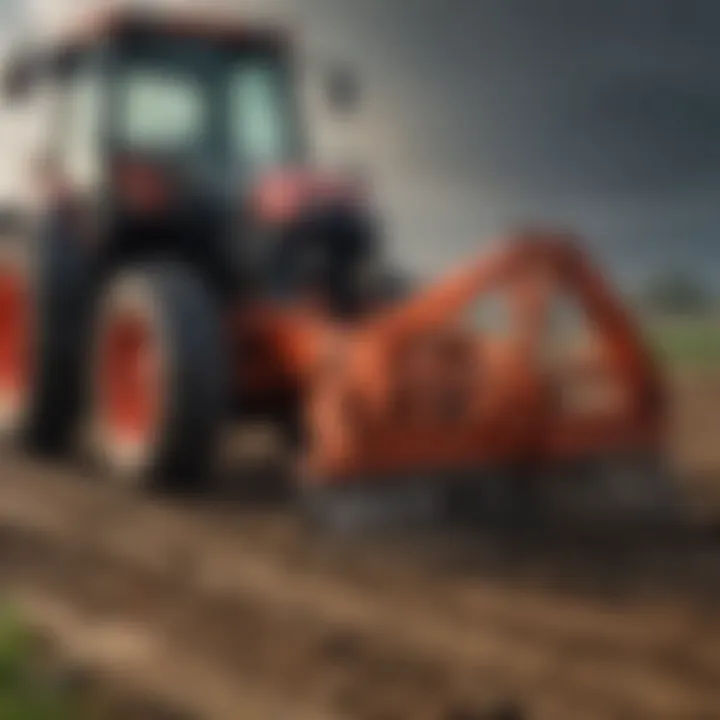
[325,63,361,115]
[3,57,32,101]
[2,47,45,102]
[2,43,77,102]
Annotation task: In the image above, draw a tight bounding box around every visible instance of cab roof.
[56,7,289,50]
[3,9,290,100]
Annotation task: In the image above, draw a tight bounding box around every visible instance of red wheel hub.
[99,312,160,450]
[0,270,31,415]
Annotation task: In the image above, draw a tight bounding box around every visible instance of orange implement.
[231,232,664,487]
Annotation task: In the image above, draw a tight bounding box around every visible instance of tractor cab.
[6,12,299,194]
[4,9,375,309]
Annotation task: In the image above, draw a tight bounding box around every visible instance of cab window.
[119,67,206,152]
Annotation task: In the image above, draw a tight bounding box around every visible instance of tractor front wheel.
[89,263,226,489]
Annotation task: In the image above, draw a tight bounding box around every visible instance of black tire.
[89,262,226,489]
[0,220,89,452]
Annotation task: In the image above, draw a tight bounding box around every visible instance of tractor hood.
[249,168,364,226]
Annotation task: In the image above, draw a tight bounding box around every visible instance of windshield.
[120,67,206,152]
[228,59,297,170]
[115,38,300,170]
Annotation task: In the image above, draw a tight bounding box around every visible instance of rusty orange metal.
[0,268,32,413]
[228,231,665,486]
[97,310,161,451]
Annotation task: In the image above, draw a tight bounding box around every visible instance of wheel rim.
[0,269,31,423]
[98,310,160,458]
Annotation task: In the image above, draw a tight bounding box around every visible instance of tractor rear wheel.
[89,263,226,489]
[0,244,32,441]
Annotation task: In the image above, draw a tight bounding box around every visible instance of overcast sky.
[2,0,719,286]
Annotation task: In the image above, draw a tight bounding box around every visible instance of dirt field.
[0,371,719,720]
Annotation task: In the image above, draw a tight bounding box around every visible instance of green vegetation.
[645,316,720,368]
[631,266,718,368]
[0,606,75,720]
[642,270,714,316]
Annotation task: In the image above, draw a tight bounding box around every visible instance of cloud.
[294,0,720,279]
[2,0,719,279]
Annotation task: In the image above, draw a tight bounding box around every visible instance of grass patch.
[644,316,720,368]
[0,605,77,719]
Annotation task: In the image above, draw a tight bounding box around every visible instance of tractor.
[0,9,675,526]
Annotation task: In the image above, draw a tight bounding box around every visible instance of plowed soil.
[0,371,719,720]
